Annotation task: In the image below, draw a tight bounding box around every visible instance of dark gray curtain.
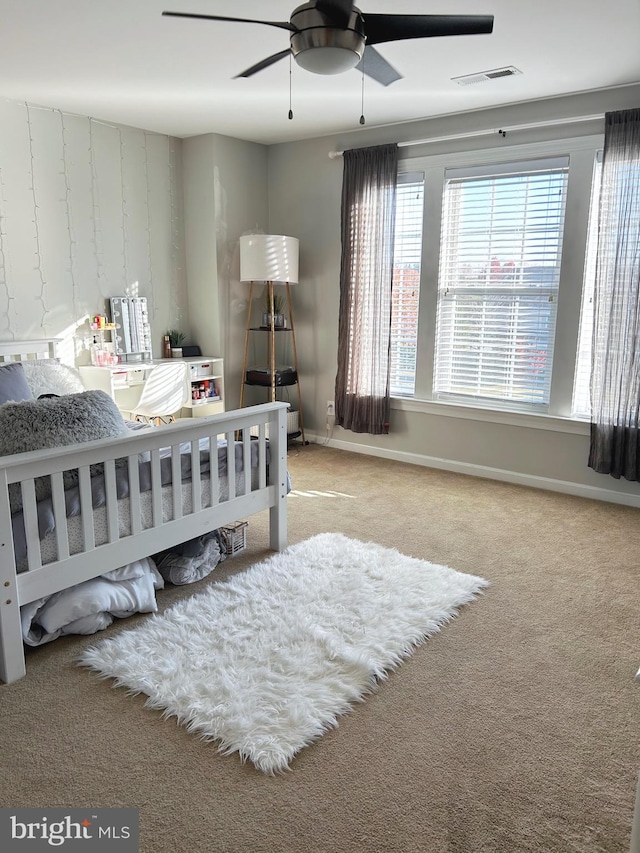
[589,108,640,479]
[335,143,398,434]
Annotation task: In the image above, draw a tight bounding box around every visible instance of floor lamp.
[239,234,305,443]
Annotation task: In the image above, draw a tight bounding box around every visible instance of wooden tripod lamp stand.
[239,234,305,444]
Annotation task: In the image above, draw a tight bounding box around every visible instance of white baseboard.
[305,432,640,509]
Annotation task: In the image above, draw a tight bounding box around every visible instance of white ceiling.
[0,0,638,145]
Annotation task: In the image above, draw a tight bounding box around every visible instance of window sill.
[391,396,590,436]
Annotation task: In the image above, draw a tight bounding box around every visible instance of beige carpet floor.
[1,444,638,852]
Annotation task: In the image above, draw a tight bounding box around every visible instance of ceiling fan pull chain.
[359,58,365,125]
[289,53,294,120]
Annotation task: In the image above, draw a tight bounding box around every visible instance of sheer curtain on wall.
[589,108,640,479]
[335,144,398,434]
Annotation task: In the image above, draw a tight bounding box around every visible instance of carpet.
[79,533,488,774]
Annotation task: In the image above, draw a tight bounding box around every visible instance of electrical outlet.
[326,401,335,417]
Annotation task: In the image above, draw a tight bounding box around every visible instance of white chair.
[130,362,189,426]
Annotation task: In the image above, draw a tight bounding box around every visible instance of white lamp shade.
[240,234,299,284]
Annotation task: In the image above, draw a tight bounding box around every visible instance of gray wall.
[0,98,187,363]
[0,97,269,409]
[182,133,269,410]
[267,84,640,505]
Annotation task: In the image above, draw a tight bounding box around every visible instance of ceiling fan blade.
[363,14,494,45]
[162,11,297,33]
[316,0,354,29]
[234,50,292,79]
[356,45,402,87]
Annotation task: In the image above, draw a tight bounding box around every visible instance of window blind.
[572,151,603,419]
[390,173,424,396]
[434,157,569,408]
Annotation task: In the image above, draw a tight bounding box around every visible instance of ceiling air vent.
[452,66,522,86]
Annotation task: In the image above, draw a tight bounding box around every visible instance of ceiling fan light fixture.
[290,11,365,76]
[294,45,362,74]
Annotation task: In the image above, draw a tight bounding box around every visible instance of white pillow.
[20,359,85,398]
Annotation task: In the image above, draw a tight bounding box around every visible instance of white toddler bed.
[0,339,289,684]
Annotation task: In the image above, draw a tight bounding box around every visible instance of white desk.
[79,356,225,418]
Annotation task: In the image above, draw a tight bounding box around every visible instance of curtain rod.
[327,114,603,158]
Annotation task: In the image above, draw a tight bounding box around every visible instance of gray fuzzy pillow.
[0,390,129,513]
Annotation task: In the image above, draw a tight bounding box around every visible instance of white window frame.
[392,135,603,432]
[434,155,569,412]
[390,172,425,396]
[572,150,603,420]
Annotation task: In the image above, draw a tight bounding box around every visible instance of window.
[572,151,603,418]
[388,138,603,423]
[434,158,569,409]
[390,174,424,396]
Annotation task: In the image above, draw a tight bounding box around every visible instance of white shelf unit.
[182,357,225,417]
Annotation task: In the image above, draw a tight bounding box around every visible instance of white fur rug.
[80,533,488,774]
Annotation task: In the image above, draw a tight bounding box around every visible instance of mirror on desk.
[109,297,152,362]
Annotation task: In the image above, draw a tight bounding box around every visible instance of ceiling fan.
[162,1,494,87]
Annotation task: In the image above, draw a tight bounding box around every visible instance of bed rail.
[0,401,289,684]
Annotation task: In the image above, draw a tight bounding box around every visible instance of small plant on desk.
[167,329,186,358]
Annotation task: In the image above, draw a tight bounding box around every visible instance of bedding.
[21,558,164,646]
[0,361,34,404]
[0,390,130,512]
[20,358,86,398]
[154,531,225,586]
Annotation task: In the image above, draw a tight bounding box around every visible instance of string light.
[58,109,80,327]
[0,132,15,339]
[25,103,50,331]
[142,131,155,324]
[117,125,129,293]
[0,102,178,343]
[89,117,108,301]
